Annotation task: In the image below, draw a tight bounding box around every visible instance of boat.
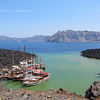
[23,72,50,86]
[3,54,50,86]
[13,74,25,81]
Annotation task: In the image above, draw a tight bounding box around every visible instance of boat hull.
[23,75,50,86]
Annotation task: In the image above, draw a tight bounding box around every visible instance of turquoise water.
[1,42,100,95]
[3,52,100,95]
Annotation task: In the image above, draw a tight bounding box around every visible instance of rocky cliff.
[47,30,100,42]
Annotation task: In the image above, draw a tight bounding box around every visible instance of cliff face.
[47,30,100,42]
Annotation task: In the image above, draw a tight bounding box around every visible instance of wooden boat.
[23,73,50,86]
[2,56,49,85]
[13,74,25,81]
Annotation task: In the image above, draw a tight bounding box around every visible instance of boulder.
[50,88,56,92]
[85,81,100,100]
[57,88,69,94]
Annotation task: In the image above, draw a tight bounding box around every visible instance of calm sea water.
[1,42,100,95]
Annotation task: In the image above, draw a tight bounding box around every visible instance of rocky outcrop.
[0,49,36,68]
[57,88,69,94]
[85,81,100,100]
[47,30,100,42]
[81,49,100,59]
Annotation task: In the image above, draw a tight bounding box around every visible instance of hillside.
[1,30,100,42]
[21,35,50,42]
[47,30,100,42]
[0,35,50,42]
[0,49,36,68]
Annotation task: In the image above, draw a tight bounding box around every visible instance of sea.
[1,42,100,96]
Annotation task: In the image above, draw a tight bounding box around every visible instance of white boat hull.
[23,75,50,86]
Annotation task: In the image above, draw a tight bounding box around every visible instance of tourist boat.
[23,72,50,86]
[13,74,25,81]
[20,57,46,70]
[4,56,49,85]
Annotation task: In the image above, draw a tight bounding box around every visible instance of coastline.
[0,88,88,100]
[81,49,100,59]
[1,81,100,100]
[0,49,36,68]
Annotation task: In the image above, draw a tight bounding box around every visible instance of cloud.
[0,10,32,13]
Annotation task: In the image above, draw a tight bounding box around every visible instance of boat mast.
[18,46,20,64]
[10,49,13,71]
[32,48,34,64]
[11,49,15,76]
[23,45,26,61]
[31,57,33,75]
[11,49,14,65]
[23,45,27,77]
[40,56,42,64]
[37,56,39,64]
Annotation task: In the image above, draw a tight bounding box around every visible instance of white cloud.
[0,10,32,13]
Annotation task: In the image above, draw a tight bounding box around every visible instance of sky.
[0,0,100,37]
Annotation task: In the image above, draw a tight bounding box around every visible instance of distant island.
[0,35,50,42]
[47,30,100,42]
[1,30,100,42]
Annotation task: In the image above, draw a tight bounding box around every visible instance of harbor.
[0,46,50,86]
[1,59,50,86]
[0,42,100,97]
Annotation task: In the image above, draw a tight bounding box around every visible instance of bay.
[1,42,100,95]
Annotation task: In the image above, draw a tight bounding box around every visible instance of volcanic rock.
[85,81,100,100]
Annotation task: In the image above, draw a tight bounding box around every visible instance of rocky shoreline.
[85,81,100,100]
[1,81,100,100]
[0,87,88,100]
[81,49,100,59]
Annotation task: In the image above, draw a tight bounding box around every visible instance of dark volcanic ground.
[0,49,36,68]
[81,49,100,59]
